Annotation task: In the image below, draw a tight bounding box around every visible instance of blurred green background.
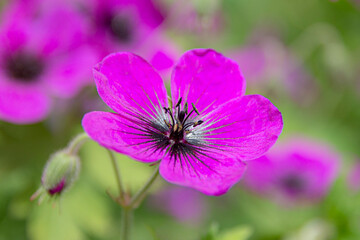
[1,0,360,239]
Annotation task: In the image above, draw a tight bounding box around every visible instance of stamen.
[177,123,183,131]
[193,120,204,127]
[176,97,182,107]
[182,103,199,125]
[163,119,171,128]
[178,111,186,123]
[176,98,182,117]
[192,103,200,115]
[184,103,188,114]
[167,107,175,125]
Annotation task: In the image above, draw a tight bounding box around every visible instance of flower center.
[163,98,204,144]
[124,97,207,164]
[281,175,305,195]
[103,12,132,43]
[5,52,44,83]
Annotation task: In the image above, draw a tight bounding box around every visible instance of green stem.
[66,132,90,155]
[130,165,160,208]
[107,150,125,200]
[121,208,132,240]
[119,165,159,240]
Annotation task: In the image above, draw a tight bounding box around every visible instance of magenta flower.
[82,49,283,195]
[244,137,340,202]
[0,2,97,124]
[77,0,165,56]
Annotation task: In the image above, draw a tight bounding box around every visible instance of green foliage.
[201,223,252,240]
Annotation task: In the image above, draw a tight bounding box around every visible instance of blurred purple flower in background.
[75,0,165,56]
[244,137,340,203]
[149,185,207,223]
[229,33,317,105]
[0,1,97,124]
[165,0,224,37]
[231,46,267,84]
[347,160,360,192]
[82,49,283,195]
[135,32,180,80]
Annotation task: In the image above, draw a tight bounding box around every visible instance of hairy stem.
[130,165,160,208]
[66,132,90,155]
[107,149,125,200]
[121,208,132,240]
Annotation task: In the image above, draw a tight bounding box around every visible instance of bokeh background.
[1,0,360,239]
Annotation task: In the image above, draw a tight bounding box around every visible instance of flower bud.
[41,150,80,196]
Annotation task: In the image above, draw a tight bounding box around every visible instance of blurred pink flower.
[82,49,283,195]
[165,1,224,37]
[244,137,340,203]
[347,160,360,192]
[149,186,207,223]
[0,1,97,124]
[135,32,181,80]
[230,46,267,83]
[76,0,165,56]
[229,35,316,104]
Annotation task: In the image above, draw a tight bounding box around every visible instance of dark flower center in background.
[281,175,306,195]
[102,12,133,42]
[5,52,44,82]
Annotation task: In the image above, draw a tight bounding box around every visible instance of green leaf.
[218,226,252,240]
[201,223,219,240]
[82,141,155,192]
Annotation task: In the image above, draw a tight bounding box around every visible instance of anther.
[184,103,188,114]
[178,111,186,123]
[193,120,204,127]
[176,97,182,107]
[192,103,200,115]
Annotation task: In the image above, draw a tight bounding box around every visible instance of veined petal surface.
[160,154,247,196]
[171,49,246,114]
[186,95,283,161]
[93,52,168,119]
[82,111,167,163]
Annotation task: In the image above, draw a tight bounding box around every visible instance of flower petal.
[82,111,166,163]
[243,156,275,193]
[93,52,168,118]
[0,81,50,124]
[171,49,246,114]
[46,46,98,98]
[160,153,247,196]
[190,95,283,161]
[35,4,89,56]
